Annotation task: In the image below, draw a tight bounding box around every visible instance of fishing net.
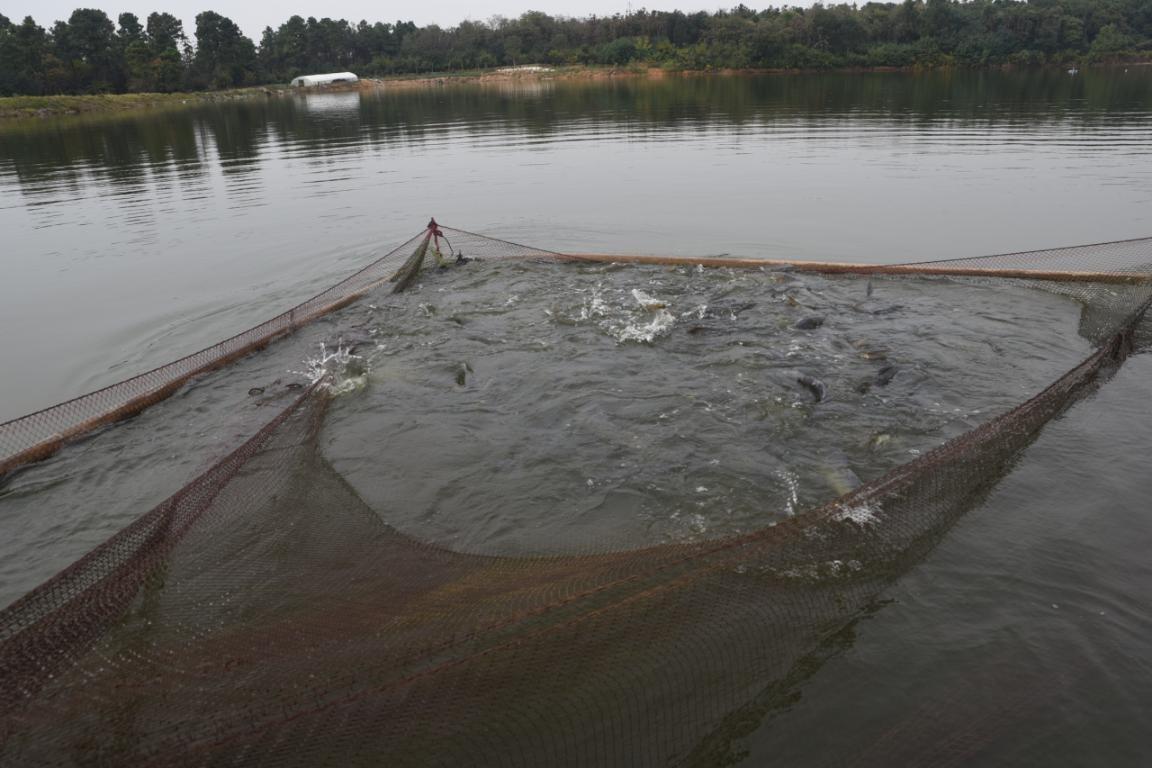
[1,225,1150,766]
[0,222,557,476]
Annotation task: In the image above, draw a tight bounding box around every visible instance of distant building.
[289,72,359,87]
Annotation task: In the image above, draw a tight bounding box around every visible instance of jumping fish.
[797,374,828,403]
[701,300,756,319]
[329,331,376,355]
[794,315,825,330]
[822,464,862,496]
[855,365,899,394]
[851,339,888,361]
[632,289,668,311]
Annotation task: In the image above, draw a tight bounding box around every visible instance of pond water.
[2,69,1152,421]
[1,69,1151,765]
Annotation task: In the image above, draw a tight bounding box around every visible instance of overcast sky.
[5,1,826,38]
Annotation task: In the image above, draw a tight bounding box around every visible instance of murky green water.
[2,69,1151,765]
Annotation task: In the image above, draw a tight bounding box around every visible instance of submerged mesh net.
[1,225,1150,766]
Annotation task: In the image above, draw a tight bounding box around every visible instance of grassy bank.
[360,60,1152,90]
[360,64,650,90]
[0,67,646,120]
[0,87,287,121]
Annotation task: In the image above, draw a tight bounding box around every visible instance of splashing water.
[778,470,801,517]
[291,341,371,395]
[610,308,677,344]
[578,283,610,321]
[564,283,678,343]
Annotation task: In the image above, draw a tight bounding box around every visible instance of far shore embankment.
[3,61,1150,123]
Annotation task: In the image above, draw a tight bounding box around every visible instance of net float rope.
[2,222,1149,479]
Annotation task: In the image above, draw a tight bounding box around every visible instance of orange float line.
[551,252,1152,285]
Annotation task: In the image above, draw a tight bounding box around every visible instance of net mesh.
[1,226,1150,766]
[0,224,558,476]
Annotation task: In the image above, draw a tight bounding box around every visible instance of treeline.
[0,10,248,94]
[2,1,1152,96]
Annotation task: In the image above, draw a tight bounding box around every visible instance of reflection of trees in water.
[0,110,205,199]
[198,102,270,185]
[352,69,1152,135]
[0,101,284,217]
[0,69,1149,201]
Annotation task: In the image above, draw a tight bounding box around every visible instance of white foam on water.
[610,309,676,343]
[681,304,708,320]
[578,283,609,320]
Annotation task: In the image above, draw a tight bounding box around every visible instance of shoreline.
[0,87,288,123]
[3,61,1149,122]
[363,60,1152,90]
